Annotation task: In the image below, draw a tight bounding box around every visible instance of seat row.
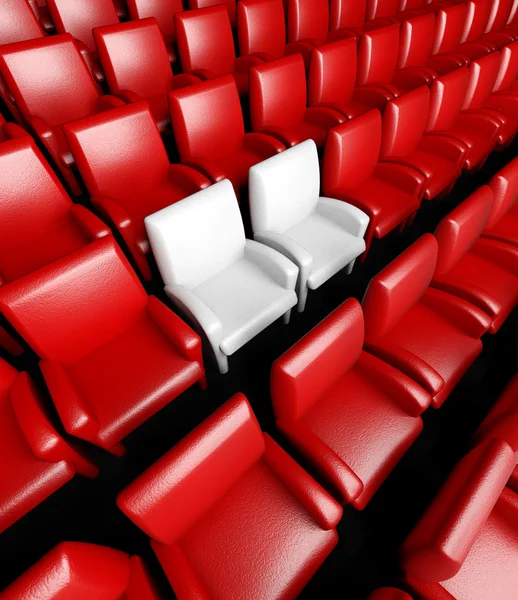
[2,377,518,599]
[1,167,516,537]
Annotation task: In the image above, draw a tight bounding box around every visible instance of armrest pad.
[164,284,224,354]
[90,194,140,253]
[70,204,111,240]
[116,90,143,104]
[3,122,28,139]
[420,133,468,163]
[247,51,276,62]
[423,287,492,338]
[244,239,299,290]
[262,434,343,529]
[188,69,216,80]
[316,197,370,238]
[364,340,445,397]
[253,126,302,147]
[146,296,204,366]
[30,115,53,139]
[167,163,211,192]
[375,162,426,197]
[76,41,105,83]
[172,73,202,88]
[276,419,364,505]
[243,132,286,155]
[10,372,98,478]
[39,359,100,443]
[356,351,431,417]
[183,158,226,183]
[352,85,398,111]
[98,95,126,110]
[254,230,313,271]
[305,106,345,129]
[234,55,266,71]
[392,67,436,90]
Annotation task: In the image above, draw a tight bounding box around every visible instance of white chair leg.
[297,282,309,312]
[283,309,292,324]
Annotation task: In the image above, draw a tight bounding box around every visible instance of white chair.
[249,140,369,312]
[145,179,299,374]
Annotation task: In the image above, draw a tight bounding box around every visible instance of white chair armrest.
[254,230,313,272]
[164,284,225,371]
[244,240,299,290]
[316,197,370,239]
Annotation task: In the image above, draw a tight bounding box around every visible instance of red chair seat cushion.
[484,212,518,247]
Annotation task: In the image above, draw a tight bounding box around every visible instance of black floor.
[1,141,517,599]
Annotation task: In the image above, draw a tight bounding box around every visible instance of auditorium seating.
[322,110,425,255]
[402,439,518,600]
[0,136,111,284]
[0,542,160,599]
[189,0,237,26]
[125,0,185,63]
[432,186,518,334]
[94,19,201,134]
[237,0,315,66]
[0,358,98,534]
[474,374,518,493]
[46,0,121,81]
[64,102,210,280]
[272,298,431,508]
[0,35,126,195]
[249,141,368,311]
[175,5,263,96]
[145,180,298,374]
[0,237,206,455]
[362,234,491,408]
[483,156,518,247]
[0,0,46,46]
[169,76,285,197]
[250,54,344,149]
[117,393,342,599]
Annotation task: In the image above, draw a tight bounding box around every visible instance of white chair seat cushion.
[194,257,297,356]
[284,214,366,289]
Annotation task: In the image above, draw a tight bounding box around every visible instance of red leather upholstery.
[0,326,24,357]
[125,0,184,62]
[0,35,126,195]
[250,54,344,149]
[64,102,210,280]
[94,19,200,133]
[0,0,45,45]
[189,0,237,26]
[368,589,413,600]
[175,5,261,96]
[474,374,518,493]
[272,298,431,509]
[0,542,161,599]
[170,75,284,197]
[483,156,518,247]
[0,358,98,534]
[432,186,518,333]
[0,113,28,143]
[286,0,354,48]
[0,237,206,455]
[366,0,401,21]
[117,393,342,600]
[403,439,518,600]
[322,109,424,255]
[362,234,491,408]
[493,40,518,94]
[237,0,315,66]
[0,136,110,284]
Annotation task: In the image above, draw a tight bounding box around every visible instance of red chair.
[126,0,184,62]
[0,237,206,456]
[94,19,200,134]
[483,156,518,248]
[432,186,518,334]
[64,102,211,280]
[46,0,120,82]
[0,542,160,599]
[380,86,467,201]
[493,40,518,95]
[368,589,413,600]
[175,5,263,96]
[272,298,431,509]
[0,0,45,45]
[250,54,344,149]
[0,358,98,534]
[189,0,237,26]
[27,0,54,32]
[237,0,315,66]
[0,114,27,142]
[480,0,518,48]
[322,109,424,256]
[366,0,401,21]
[0,326,24,357]
[170,75,285,197]
[0,35,126,196]
[402,439,518,600]
[0,136,110,285]
[474,374,518,494]
[117,393,342,600]
[362,234,491,408]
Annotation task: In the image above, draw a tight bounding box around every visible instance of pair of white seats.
[145,140,369,373]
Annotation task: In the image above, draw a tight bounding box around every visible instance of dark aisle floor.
[0,140,517,599]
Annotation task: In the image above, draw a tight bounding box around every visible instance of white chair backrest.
[145,179,246,288]
[249,140,320,234]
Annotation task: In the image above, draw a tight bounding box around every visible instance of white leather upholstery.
[249,140,369,311]
[145,180,298,373]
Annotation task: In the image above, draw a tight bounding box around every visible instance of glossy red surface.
[484,156,518,246]
[0,0,45,45]
[126,0,184,57]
